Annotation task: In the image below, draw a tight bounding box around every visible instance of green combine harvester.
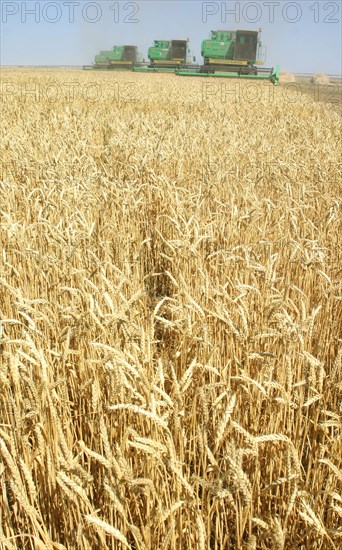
[178,29,279,84]
[84,45,138,70]
[83,30,279,84]
[133,39,191,73]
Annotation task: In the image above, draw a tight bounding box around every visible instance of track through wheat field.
[0,70,341,549]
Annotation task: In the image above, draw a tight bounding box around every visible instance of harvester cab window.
[239,36,245,44]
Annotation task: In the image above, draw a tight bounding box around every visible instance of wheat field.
[0,69,341,549]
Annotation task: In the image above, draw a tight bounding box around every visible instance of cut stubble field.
[0,70,341,549]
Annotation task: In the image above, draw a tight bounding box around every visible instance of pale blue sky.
[1,1,341,73]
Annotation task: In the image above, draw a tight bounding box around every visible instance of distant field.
[280,75,342,108]
[2,65,342,107]
[0,69,341,549]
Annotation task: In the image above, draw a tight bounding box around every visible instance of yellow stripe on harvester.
[154,59,184,64]
[208,59,249,65]
[110,61,133,65]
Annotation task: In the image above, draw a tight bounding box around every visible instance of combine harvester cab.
[178,29,279,85]
[133,39,190,73]
[84,45,138,70]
